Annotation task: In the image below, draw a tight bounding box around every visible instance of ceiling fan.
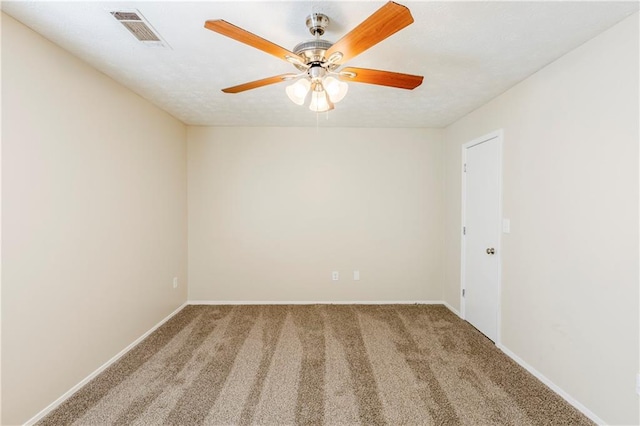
[204,1,424,113]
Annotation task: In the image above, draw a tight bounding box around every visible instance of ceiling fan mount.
[204,2,424,111]
[305,13,330,37]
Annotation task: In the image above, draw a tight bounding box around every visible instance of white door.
[462,132,502,342]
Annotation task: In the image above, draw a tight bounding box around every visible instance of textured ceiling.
[2,1,638,128]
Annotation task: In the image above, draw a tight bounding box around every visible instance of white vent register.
[111,10,168,47]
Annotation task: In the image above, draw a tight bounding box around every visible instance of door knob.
[486,248,495,255]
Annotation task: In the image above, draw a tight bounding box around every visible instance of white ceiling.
[3,1,638,128]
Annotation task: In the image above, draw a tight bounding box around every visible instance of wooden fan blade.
[205,20,305,64]
[221,74,296,93]
[339,67,423,89]
[325,2,414,64]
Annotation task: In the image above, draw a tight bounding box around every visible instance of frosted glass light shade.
[285,79,311,105]
[309,89,333,112]
[323,76,348,103]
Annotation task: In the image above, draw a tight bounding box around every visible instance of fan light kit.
[204,1,423,113]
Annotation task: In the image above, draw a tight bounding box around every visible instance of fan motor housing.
[292,39,335,71]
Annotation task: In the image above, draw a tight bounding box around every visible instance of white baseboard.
[442,301,462,317]
[188,300,446,305]
[23,302,188,426]
[496,343,606,426]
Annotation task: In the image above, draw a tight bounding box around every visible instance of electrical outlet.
[173,277,178,289]
[353,270,360,280]
[332,271,339,281]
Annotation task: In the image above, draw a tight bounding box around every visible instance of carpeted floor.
[39,304,593,425]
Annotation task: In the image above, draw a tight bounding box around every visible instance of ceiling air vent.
[111,10,168,47]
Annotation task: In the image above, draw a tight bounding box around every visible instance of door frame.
[460,129,503,344]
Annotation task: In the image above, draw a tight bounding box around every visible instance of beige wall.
[188,127,444,302]
[442,13,639,425]
[2,14,188,425]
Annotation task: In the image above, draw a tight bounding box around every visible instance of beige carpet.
[39,305,593,425]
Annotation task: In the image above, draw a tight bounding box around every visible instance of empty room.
[2,1,639,425]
